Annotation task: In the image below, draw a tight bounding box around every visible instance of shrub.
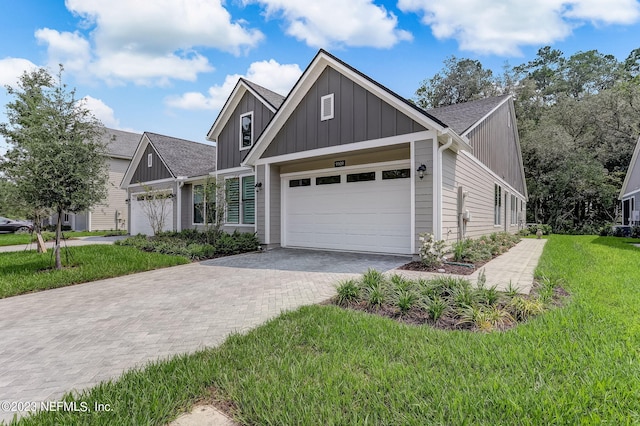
[418,233,446,267]
[527,224,552,235]
[335,279,360,306]
[632,226,640,239]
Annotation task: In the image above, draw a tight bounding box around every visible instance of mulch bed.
[398,259,489,275]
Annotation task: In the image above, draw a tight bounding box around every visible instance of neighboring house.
[120,132,216,235]
[55,128,141,231]
[618,136,640,225]
[206,49,527,255]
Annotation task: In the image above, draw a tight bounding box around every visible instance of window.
[193,184,216,225]
[316,175,341,185]
[510,194,517,225]
[242,175,255,225]
[289,178,311,188]
[225,176,255,225]
[240,112,253,150]
[320,93,334,121]
[382,169,411,180]
[347,172,375,183]
[147,153,152,167]
[494,184,502,225]
[63,213,70,224]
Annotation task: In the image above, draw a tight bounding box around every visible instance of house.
[56,128,141,231]
[618,136,640,226]
[206,49,527,255]
[120,132,216,235]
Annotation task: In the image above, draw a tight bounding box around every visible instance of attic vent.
[320,93,334,121]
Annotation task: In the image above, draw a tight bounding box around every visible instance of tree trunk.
[55,208,62,270]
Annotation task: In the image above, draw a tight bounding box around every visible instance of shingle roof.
[100,128,141,159]
[242,78,286,110]
[426,95,511,135]
[145,132,216,178]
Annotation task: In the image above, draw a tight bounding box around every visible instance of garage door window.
[382,169,410,179]
[289,178,311,188]
[347,171,375,182]
[316,175,341,185]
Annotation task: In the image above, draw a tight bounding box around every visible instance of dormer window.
[240,112,253,150]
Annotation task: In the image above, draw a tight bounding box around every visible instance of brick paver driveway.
[0,248,408,422]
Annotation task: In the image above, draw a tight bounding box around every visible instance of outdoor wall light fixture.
[417,164,427,179]
[255,182,263,192]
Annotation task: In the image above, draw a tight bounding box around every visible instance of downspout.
[176,176,187,232]
[435,135,453,241]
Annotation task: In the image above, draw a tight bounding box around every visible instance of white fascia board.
[619,136,640,200]
[252,131,434,166]
[126,177,176,188]
[243,52,450,167]
[207,82,246,142]
[120,134,149,189]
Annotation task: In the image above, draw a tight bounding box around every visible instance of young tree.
[136,185,174,236]
[0,66,108,269]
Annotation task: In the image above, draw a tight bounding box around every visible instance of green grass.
[0,231,121,247]
[0,245,189,299]
[10,235,640,425]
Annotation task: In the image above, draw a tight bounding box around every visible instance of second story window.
[240,112,253,150]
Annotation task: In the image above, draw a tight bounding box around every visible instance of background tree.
[414,46,640,233]
[414,56,499,108]
[0,66,108,268]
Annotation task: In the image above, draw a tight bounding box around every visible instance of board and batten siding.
[130,143,172,184]
[441,150,525,245]
[91,157,129,230]
[414,139,434,250]
[217,91,275,170]
[466,100,526,196]
[262,66,427,158]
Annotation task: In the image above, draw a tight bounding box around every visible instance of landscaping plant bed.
[331,269,567,333]
[398,260,485,275]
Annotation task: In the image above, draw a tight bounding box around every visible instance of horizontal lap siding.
[414,140,433,250]
[624,152,640,197]
[91,158,129,230]
[262,66,426,158]
[442,151,515,245]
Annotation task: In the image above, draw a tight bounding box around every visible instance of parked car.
[0,217,33,233]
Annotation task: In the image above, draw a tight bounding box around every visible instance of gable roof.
[242,49,471,166]
[242,79,286,110]
[100,128,141,159]
[619,136,640,199]
[426,95,512,135]
[206,78,285,142]
[145,132,216,178]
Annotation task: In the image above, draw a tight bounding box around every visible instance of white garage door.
[284,164,411,254]
[130,191,174,236]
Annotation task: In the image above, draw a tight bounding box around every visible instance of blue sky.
[1,0,639,155]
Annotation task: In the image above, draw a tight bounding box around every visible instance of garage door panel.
[284,166,411,254]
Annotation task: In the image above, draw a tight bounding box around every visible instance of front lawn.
[11,235,640,425]
[0,245,189,299]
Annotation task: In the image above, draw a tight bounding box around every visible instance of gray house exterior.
[619,136,640,225]
[57,128,141,231]
[120,132,216,235]
[207,50,528,255]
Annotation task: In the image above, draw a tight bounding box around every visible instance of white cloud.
[398,0,640,55]
[80,96,120,128]
[35,0,264,85]
[246,0,412,48]
[0,58,39,87]
[166,59,302,110]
